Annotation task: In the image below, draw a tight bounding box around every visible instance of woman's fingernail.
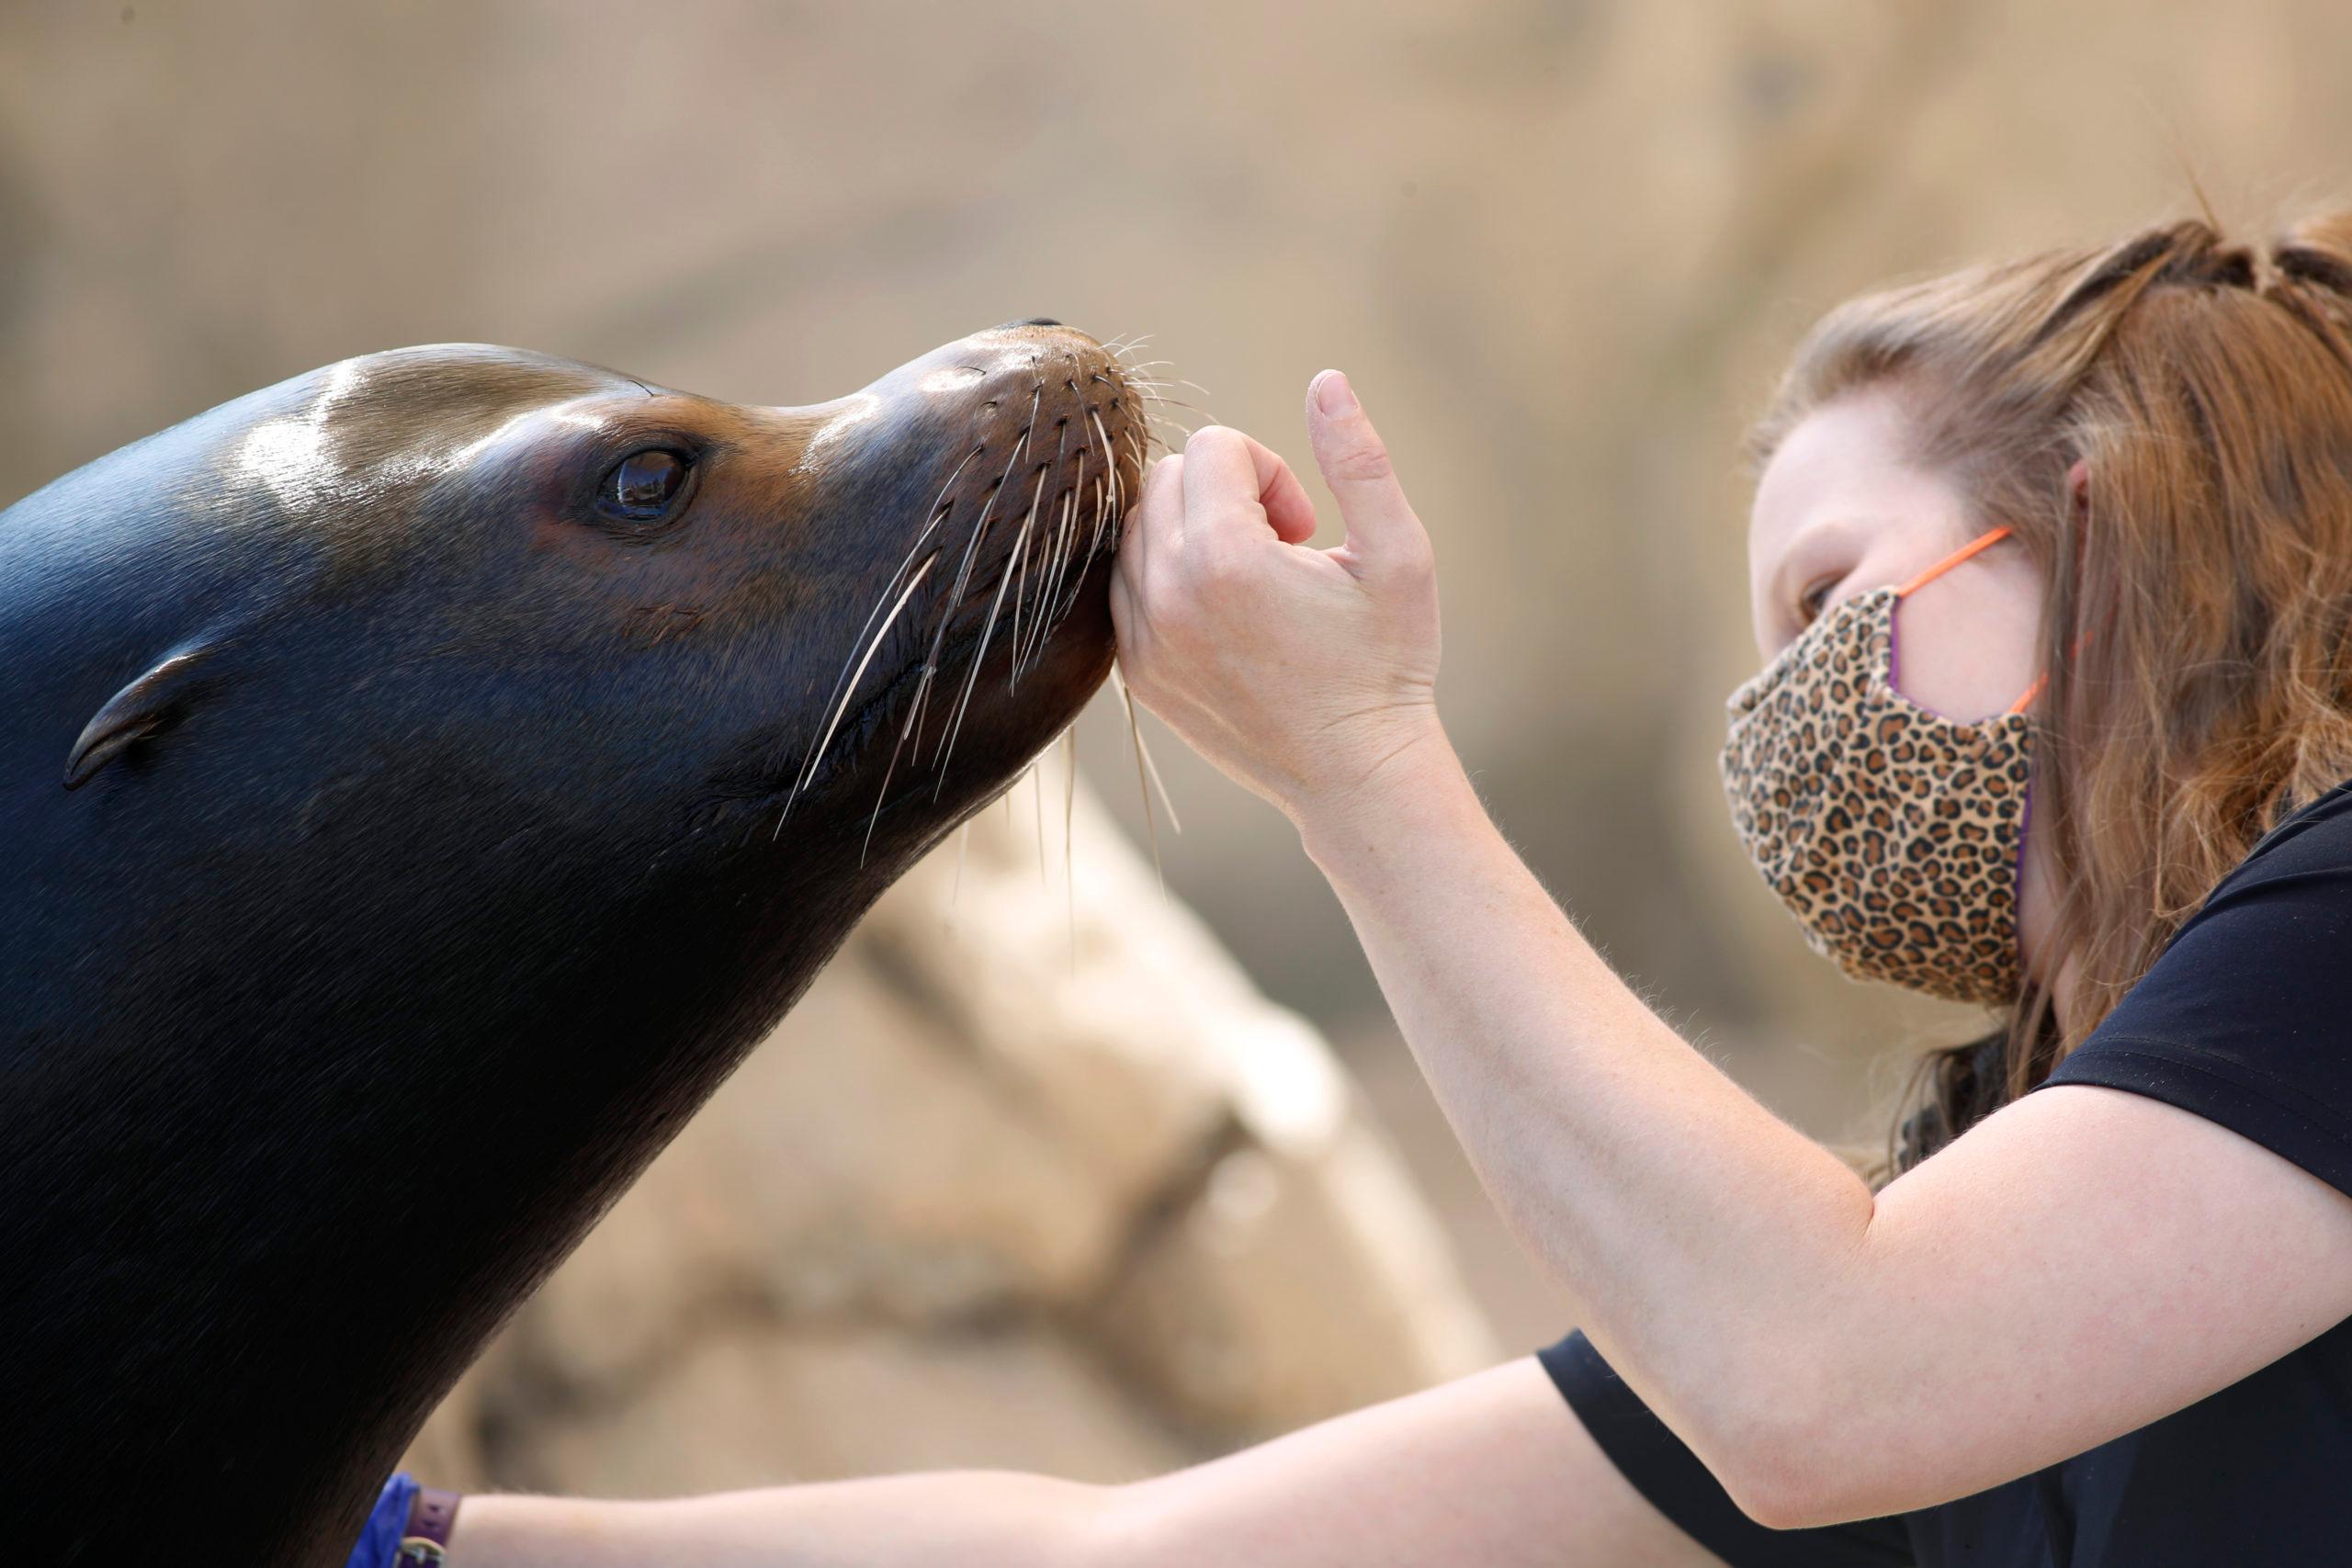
[1313,369,1358,417]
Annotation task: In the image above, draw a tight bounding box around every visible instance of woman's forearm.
[442,1359,1709,1568]
[447,1472,1112,1568]
[1295,728,1879,1509]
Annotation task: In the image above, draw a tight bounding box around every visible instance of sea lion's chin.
[784,552,1119,852]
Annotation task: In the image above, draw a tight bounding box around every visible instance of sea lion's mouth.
[788,512,1126,818]
[789,556,1112,808]
[777,329,1152,832]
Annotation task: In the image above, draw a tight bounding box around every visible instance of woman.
[424,213,2352,1566]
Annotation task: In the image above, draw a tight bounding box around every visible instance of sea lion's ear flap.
[63,649,211,790]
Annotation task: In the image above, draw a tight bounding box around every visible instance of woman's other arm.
[447,1358,1720,1568]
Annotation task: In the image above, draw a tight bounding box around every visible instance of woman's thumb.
[1306,370,1423,561]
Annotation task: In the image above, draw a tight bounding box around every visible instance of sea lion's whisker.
[898,663,936,768]
[1048,413,1128,649]
[948,401,1039,603]
[794,506,944,753]
[777,445,980,787]
[912,394,1040,765]
[1121,425,1149,485]
[1016,493,1057,679]
[1080,464,1107,565]
[933,568,1012,788]
[1028,483,1080,676]
[949,819,971,904]
[1089,409,1125,517]
[1133,705,1182,835]
[1085,465,1113,563]
[1013,420,1071,683]
[933,460,1044,794]
[858,662,935,859]
[1112,662,1166,900]
[1003,451,1054,689]
[783,553,939,819]
[1061,726,1080,966]
[879,657,941,805]
[1003,491,1037,694]
[1029,757,1046,883]
[857,736,901,864]
[1053,479,1081,613]
[1011,421,1069,678]
[1044,445,1090,651]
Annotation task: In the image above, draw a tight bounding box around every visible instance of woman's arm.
[446,1359,1720,1568]
[1109,376,2352,1527]
[1300,737,2352,1523]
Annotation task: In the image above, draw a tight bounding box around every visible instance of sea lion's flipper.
[63,649,211,790]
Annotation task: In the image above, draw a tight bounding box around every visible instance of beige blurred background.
[6,0,2346,1496]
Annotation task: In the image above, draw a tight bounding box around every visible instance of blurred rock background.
[5,0,2346,1491]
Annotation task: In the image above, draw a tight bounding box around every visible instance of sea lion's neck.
[1,794,897,1566]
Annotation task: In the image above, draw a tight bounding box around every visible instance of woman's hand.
[1110,372,1443,826]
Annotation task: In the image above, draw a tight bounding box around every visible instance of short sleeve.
[2041,783,2352,1198]
[1539,1332,1914,1567]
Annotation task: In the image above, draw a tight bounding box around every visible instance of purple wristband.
[345,1472,462,1568]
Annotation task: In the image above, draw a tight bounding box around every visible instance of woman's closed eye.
[1794,574,1839,628]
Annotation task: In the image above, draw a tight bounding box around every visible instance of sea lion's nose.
[1005,316,1062,329]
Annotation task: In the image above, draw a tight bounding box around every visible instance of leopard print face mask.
[1719,527,2037,1007]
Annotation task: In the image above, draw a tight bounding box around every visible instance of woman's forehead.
[1747,391,1929,579]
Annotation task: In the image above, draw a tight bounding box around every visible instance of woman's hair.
[1749,211,2352,1169]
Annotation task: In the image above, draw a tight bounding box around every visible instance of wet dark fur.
[0,326,1139,1565]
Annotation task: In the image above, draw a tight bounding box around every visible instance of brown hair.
[1751,213,2352,1168]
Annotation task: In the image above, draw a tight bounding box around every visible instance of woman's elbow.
[1702,1401,1917,1532]
[1722,1461,1865,1533]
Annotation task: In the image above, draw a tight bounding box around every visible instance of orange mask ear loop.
[1895,525,2013,598]
[1892,526,2046,716]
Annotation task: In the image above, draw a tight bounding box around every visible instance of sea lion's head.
[23,321,1143,903]
[0,324,1149,1561]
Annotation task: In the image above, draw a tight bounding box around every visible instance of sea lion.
[0,321,1144,1566]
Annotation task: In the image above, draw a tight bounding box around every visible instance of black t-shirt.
[1542,780,2352,1566]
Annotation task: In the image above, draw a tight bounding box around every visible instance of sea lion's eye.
[600,449,691,521]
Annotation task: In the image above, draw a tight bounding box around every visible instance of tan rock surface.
[520,1325,1199,1493]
